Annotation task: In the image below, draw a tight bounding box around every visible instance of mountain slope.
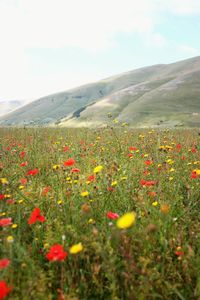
[0,56,200,127]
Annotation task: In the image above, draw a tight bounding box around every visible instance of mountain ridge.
[0,56,200,127]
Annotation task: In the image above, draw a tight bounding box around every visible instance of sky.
[0,0,200,102]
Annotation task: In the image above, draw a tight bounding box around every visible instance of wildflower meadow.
[0,126,199,299]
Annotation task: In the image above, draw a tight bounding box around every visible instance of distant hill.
[0,56,200,127]
[0,100,25,117]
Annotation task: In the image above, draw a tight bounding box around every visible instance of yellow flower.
[116,212,136,229]
[69,242,83,254]
[0,178,9,185]
[88,218,95,224]
[193,169,200,175]
[93,165,103,173]
[53,164,60,170]
[57,200,63,205]
[111,181,117,186]
[43,243,49,249]
[81,191,89,197]
[12,224,18,229]
[152,201,158,206]
[18,199,24,204]
[19,185,25,190]
[7,236,14,243]
[166,159,174,165]
[120,176,127,181]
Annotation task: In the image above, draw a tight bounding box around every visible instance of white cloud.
[0,0,199,100]
[165,0,200,15]
[0,0,160,51]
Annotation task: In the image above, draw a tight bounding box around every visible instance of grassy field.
[0,125,200,299]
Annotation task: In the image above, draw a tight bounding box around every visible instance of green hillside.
[0,56,200,127]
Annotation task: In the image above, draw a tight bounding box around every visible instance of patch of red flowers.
[107,211,119,219]
[0,281,12,300]
[63,158,75,167]
[0,259,10,270]
[145,160,153,165]
[140,179,157,187]
[28,208,46,225]
[129,146,137,151]
[0,194,5,200]
[0,218,12,227]
[26,169,39,176]
[46,244,67,261]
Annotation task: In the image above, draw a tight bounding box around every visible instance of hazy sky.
[0,0,200,101]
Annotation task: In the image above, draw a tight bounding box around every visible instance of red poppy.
[107,211,119,219]
[20,178,27,184]
[26,169,39,176]
[175,251,184,257]
[191,147,197,153]
[42,186,51,196]
[0,281,12,300]
[145,160,153,165]
[0,259,10,269]
[0,194,5,200]
[46,244,67,261]
[6,199,15,204]
[176,143,182,149]
[63,146,70,152]
[20,161,28,167]
[129,146,137,151]
[28,208,46,225]
[140,179,157,186]
[87,175,95,182]
[19,151,26,158]
[0,218,12,227]
[71,168,80,173]
[63,158,75,167]
[191,171,199,179]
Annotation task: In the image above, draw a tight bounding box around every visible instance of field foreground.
[0,127,200,299]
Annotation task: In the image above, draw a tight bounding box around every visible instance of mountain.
[0,100,25,117]
[0,56,200,127]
